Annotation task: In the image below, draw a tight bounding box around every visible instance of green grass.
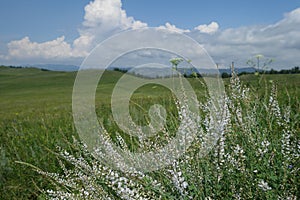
[0,66,299,199]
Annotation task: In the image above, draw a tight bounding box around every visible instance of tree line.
[222,66,300,78]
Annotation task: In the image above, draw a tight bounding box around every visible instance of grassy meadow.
[0,66,299,199]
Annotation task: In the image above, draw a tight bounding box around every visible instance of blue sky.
[123,0,299,28]
[0,0,300,69]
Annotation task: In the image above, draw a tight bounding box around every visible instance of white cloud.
[195,22,219,34]
[158,22,190,33]
[73,0,147,55]
[283,7,300,23]
[191,8,300,68]
[6,36,73,59]
[1,0,148,62]
[82,0,147,30]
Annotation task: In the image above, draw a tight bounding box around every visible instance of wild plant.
[35,69,299,199]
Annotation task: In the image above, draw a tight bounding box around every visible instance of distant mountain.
[109,66,258,78]
[176,67,257,75]
[29,64,79,71]
[27,64,257,74]
[218,67,257,74]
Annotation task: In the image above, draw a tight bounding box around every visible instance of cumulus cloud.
[73,0,147,54]
[157,22,190,33]
[195,22,219,34]
[83,0,147,30]
[7,36,73,59]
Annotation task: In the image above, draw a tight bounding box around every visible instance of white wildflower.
[258,180,272,191]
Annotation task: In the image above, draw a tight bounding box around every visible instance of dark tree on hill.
[221,72,230,78]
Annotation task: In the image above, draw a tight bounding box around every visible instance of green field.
[0,66,299,199]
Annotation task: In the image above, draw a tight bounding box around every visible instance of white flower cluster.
[268,84,282,126]
[228,68,249,124]
[258,180,272,191]
[225,144,246,172]
[168,160,190,198]
[257,140,270,159]
[37,138,163,200]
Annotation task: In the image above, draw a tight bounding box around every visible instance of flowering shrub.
[38,70,299,199]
